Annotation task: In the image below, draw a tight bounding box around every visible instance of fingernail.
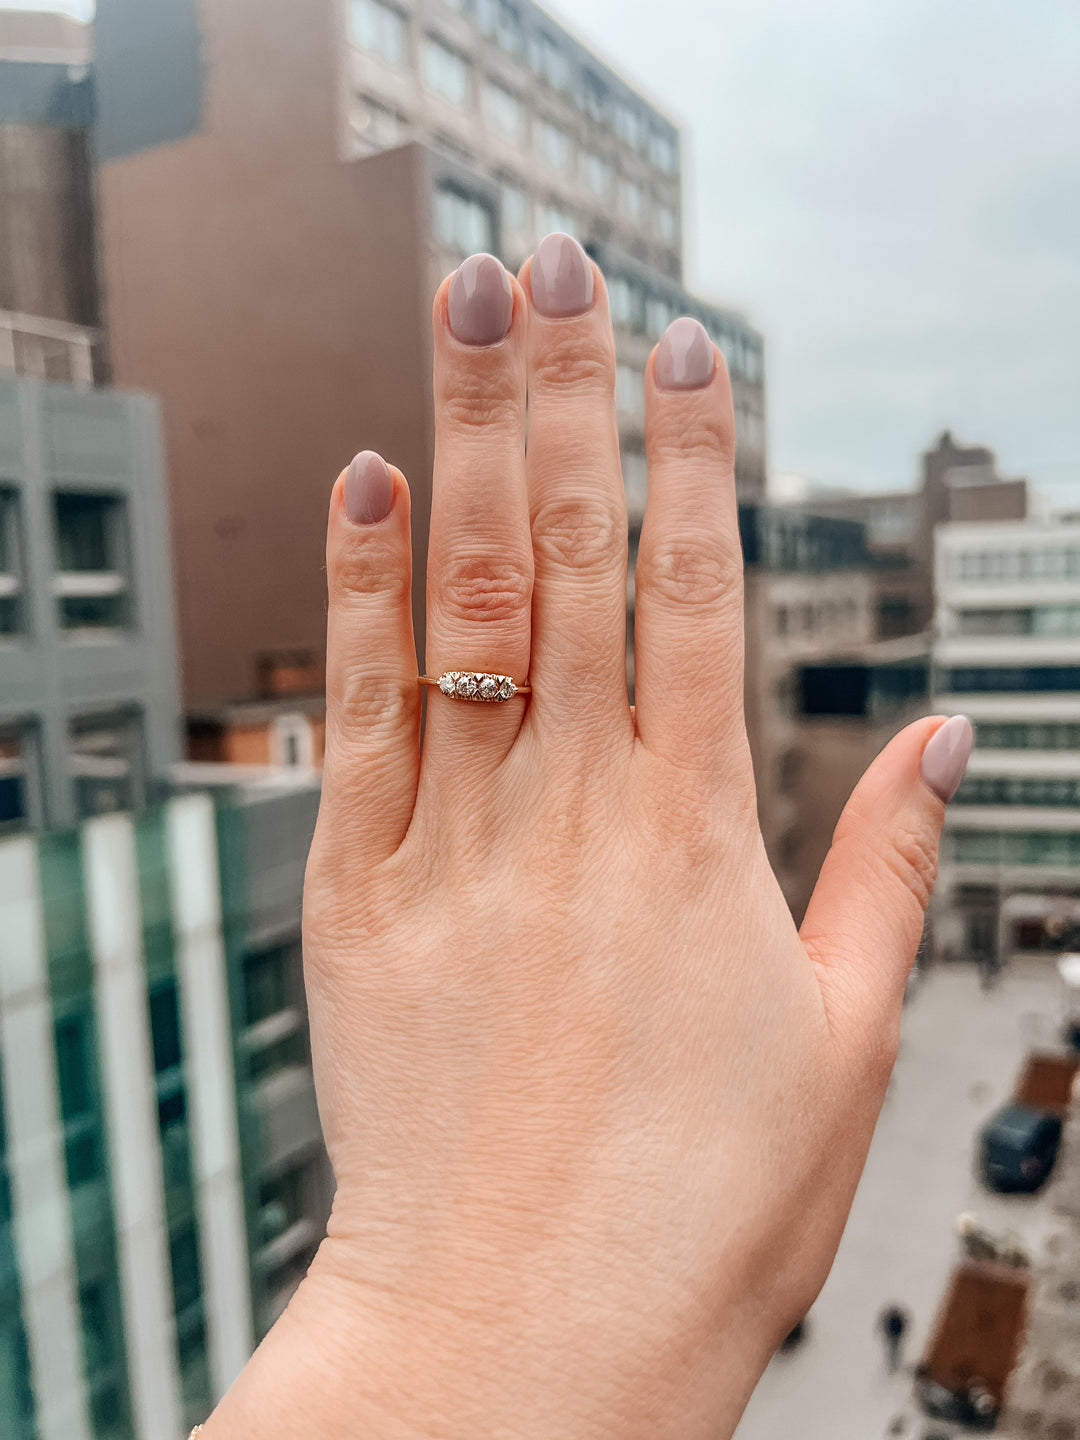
[530,232,594,318]
[344,451,394,525]
[656,317,715,390]
[921,715,973,803]
[448,253,513,346]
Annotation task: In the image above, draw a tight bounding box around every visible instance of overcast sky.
[10,0,1080,500]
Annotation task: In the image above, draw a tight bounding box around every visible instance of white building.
[933,520,1080,963]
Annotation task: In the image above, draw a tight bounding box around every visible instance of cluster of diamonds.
[437,671,518,703]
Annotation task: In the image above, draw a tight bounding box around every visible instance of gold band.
[420,671,530,702]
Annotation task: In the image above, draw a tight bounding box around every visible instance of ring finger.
[421,252,533,786]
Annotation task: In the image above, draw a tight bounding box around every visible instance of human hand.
[209,235,971,1439]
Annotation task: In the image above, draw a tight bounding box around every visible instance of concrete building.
[796,432,1029,641]
[91,0,766,718]
[0,375,181,832]
[932,519,1080,964]
[739,505,928,920]
[0,780,329,1440]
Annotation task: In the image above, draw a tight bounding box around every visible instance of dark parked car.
[979,1102,1063,1193]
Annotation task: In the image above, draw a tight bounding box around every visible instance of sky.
[8,0,1080,500]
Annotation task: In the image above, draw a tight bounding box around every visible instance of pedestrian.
[879,1304,910,1372]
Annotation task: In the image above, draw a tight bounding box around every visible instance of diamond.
[498,677,515,701]
[456,673,479,699]
[478,675,500,701]
[438,673,456,696]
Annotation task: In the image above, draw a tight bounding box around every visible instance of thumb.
[800,714,973,1048]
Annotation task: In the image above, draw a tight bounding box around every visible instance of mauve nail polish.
[530,232,594,318]
[921,714,973,802]
[656,317,715,390]
[448,253,513,346]
[344,451,394,525]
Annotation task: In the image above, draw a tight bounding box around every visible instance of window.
[976,721,1080,751]
[350,0,405,66]
[476,0,520,52]
[621,448,648,516]
[1034,604,1080,637]
[53,491,130,631]
[538,35,571,91]
[482,81,521,139]
[241,944,305,1081]
[607,276,639,330]
[645,296,675,339]
[0,488,24,636]
[350,96,404,150]
[499,180,528,232]
[619,179,644,222]
[615,365,645,417]
[580,70,608,123]
[955,776,1080,808]
[423,37,469,107]
[775,606,789,637]
[535,201,576,238]
[433,185,494,254]
[952,830,1080,868]
[581,152,612,196]
[536,120,571,171]
[945,667,1080,694]
[55,1012,102,1187]
[613,102,643,150]
[649,130,679,174]
[658,207,678,243]
[67,709,146,818]
[0,725,41,832]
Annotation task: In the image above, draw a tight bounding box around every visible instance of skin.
[204,252,951,1438]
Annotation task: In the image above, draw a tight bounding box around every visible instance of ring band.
[420,671,531,702]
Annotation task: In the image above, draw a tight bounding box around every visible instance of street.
[734,958,1065,1440]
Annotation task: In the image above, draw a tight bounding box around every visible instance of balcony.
[0,310,100,387]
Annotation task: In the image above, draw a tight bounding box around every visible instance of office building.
[796,432,1029,640]
[92,0,766,718]
[932,519,1080,963]
[0,376,181,833]
[740,505,928,920]
[0,780,329,1440]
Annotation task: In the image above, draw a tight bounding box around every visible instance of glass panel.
[350,0,405,66]
[68,710,146,819]
[423,38,469,107]
[432,186,494,255]
[499,181,528,232]
[483,82,521,139]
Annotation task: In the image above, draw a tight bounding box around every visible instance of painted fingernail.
[921,715,973,803]
[530,232,594,318]
[344,451,394,525]
[656,317,715,390]
[448,253,513,346]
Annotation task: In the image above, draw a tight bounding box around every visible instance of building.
[0,375,182,833]
[932,519,1080,964]
[0,780,329,1440]
[91,0,766,721]
[739,504,928,920]
[796,432,1029,641]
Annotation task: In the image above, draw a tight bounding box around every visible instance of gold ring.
[420,671,531,703]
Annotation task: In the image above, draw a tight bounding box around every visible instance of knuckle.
[870,822,939,911]
[330,669,414,738]
[531,497,625,574]
[435,552,533,625]
[636,532,739,611]
[331,536,411,604]
[649,410,736,468]
[530,341,615,396]
[439,371,523,433]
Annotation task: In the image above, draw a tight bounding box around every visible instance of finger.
[422,253,532,777]
[633,318,750,781]
[320,452,421,863]
[800,714,973,1050]
[519,234,632,734]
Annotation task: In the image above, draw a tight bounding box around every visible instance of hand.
[208,237,971,1438]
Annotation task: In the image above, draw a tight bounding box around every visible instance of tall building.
[92,0,766,716]
[0,780,328,1440]
[932,518,1080,963]
[795,432,1029,641]
[739,504,928,920]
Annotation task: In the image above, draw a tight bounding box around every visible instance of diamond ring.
[419,671,531,703]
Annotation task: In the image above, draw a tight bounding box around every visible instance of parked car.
[979,1102,1063,1193]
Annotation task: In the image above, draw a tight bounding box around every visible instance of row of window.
[607,276,764,382]
[955,776,1080,809]
[0,487,132,638]
[947,547,1080,583]
[351,0,680,175]
[976,721,1080,751]
[952,604,1080,638]
[943,666,1080,693]
[774,597,862,638]
[0,711,145,832]
[952,829,1080,868]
